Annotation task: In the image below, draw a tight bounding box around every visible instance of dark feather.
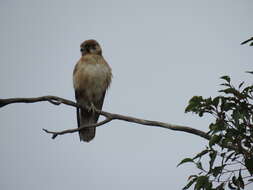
[93,91,106,123]
[75,90,106,142]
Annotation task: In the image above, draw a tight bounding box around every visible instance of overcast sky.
[0,0,253,190]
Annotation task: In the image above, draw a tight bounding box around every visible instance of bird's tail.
[77,108,98,142]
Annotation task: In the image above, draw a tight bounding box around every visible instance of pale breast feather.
[73,60,111,101]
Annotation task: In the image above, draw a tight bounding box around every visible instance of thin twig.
[43,118,113,139]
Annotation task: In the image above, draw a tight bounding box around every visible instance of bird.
[73,39,112,142]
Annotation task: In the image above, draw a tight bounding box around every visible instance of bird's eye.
[80,48,84,52]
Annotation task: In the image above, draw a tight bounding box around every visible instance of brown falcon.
[73,39,112,142]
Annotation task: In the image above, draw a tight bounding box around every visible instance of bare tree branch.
[0,96,76,108]
[0,96,210,140]
[43,118,113,139]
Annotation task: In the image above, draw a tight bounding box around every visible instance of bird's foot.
[88,103,97,113]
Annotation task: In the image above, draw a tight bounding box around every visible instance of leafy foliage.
[180,74,253,190]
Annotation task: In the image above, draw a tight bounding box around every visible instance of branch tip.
[52,134,58,139]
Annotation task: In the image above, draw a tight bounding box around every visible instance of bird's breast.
[73,61,112,101]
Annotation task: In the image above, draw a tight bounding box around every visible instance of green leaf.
[225,152,235,162]
[248,178,253,182]
[238,169,244,189]
[209,135,222,147]
[196,162,203,170]
[221,102,235,112]
[220,75,231,83]
[238,81,244,89]
[242,85,253,95]
[245,158,253,175]
[182,178,197,190]
[194,176,210,190]
[216,183,225,190]
[212,96,220,107]
[185,96,203,113]
[193,149,209,159]
[177,158,194,167]
[232,176,237,186]
[220,83,231,87]
[228,181,237,190]
[198,111,204,117]
[211,166,224,177]
[219,88,239,96]
[209,122,226,133]
[209,151,217,169]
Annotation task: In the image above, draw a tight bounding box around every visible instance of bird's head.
[80,39,102,56]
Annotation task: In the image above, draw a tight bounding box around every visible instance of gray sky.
[0,0,253,189]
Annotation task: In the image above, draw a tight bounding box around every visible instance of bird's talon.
[88,103,97,113]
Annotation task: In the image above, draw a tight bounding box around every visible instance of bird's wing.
[74,90,81,128]
[75,89,97,142]
[93,91,106,123]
